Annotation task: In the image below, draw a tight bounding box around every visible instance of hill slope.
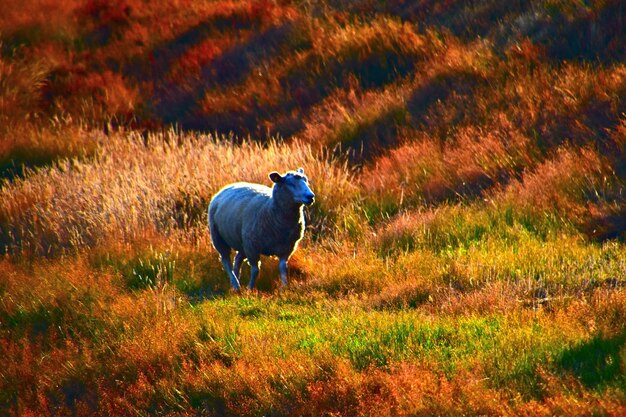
[1,1,625,415]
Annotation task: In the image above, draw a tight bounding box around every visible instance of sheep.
[208,168,315,290]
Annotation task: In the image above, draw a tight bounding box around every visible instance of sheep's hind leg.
[209,220,241,290]
[219,252,241,290]
[279,257,288,286]
[233,251,245,279]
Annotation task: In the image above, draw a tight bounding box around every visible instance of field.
[1,0,625,415]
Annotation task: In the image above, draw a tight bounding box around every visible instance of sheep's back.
[209,183,272,251]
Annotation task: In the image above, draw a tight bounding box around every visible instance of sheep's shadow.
[185,258,285,304]
[185,285,280,305]
[185,287,227,305]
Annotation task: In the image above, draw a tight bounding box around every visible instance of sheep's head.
[269,168,315,206]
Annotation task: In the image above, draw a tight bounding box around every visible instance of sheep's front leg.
[248,257,260,289]
[279,257,288,286]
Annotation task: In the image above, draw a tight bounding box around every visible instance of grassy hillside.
[1,0,625,415]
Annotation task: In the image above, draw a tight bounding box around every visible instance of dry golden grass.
[0,130,357,255]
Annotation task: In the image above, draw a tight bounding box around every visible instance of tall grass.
[0,130,357,255]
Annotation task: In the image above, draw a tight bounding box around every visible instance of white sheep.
[208,168,315,290]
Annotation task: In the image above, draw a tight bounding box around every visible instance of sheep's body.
[209,183,305,258]
[208,169,314,289]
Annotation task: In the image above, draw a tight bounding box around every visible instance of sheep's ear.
[269,172,283,183]
[297,167,304,174]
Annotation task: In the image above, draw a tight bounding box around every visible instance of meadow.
[1,0,625,415]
